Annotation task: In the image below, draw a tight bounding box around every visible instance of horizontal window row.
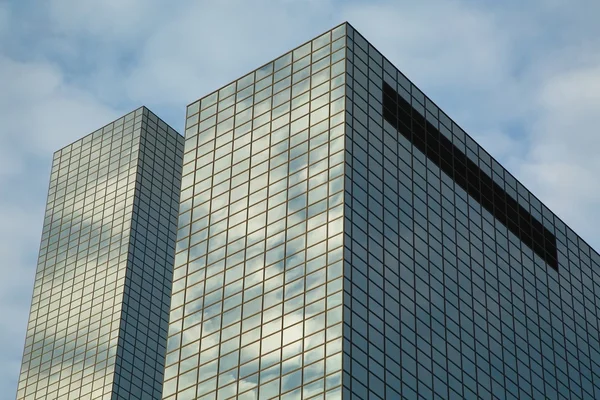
[51,152,138,182]
[182,128,345,206]
[175,220,343,295]
[22,328,120,374]
[189,56,345,131]
[170,309,342,382]
[184,98,345,178]
[20,363,118,397]
[168,370,341,400]
[178,155,345,243]
[188,26,346,116]
[170,263,343,342]
[54,129,139,161]
[185,81,345,164]
[183,128,344,206]
[172,223,343,300]
[171,241,342,315]
[47,178,136,211]
[40,230,129,264]
[184,140,344,211]
[48,176,137,208]
[24,299,122,336]
[175,202,342,284]
[32,259,127,300]
[174,357,341,399]
[172,238,344,315]
[165,323,343,397]
[188,69,345,145]
[28,289,123,323]
[180,181,343,253]
[189,68,344,147]
[186,89,345,163]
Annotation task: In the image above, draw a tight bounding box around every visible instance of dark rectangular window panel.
[382,81,557,270]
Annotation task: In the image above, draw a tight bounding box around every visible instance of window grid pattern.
[17,108,183,400]
[163,24,347,400]
[342,23,600,400]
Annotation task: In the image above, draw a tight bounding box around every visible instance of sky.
[2,0,600,395]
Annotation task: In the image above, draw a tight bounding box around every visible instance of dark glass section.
[382,82,557,270]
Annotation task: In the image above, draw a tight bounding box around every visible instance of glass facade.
[163,25,348,400]
[342,23,600,400]
[16,107,184,400]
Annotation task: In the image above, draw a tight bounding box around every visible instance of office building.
[15,22,600,400]
[16,107,184,400]
[164,22,600,400]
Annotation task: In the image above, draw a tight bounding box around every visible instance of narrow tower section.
[16,107,184,400]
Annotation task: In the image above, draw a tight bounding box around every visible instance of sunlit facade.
[163,25,347,399]
[16,107,184,400]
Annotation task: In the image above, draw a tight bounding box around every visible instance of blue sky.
[2,0,600,395]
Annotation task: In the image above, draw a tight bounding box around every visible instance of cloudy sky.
[2,0,600,395]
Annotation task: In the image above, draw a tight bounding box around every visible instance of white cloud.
[113,0,340,108]
[45,0,162,41]
[518,60,600,239]
[0,57,119,154]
